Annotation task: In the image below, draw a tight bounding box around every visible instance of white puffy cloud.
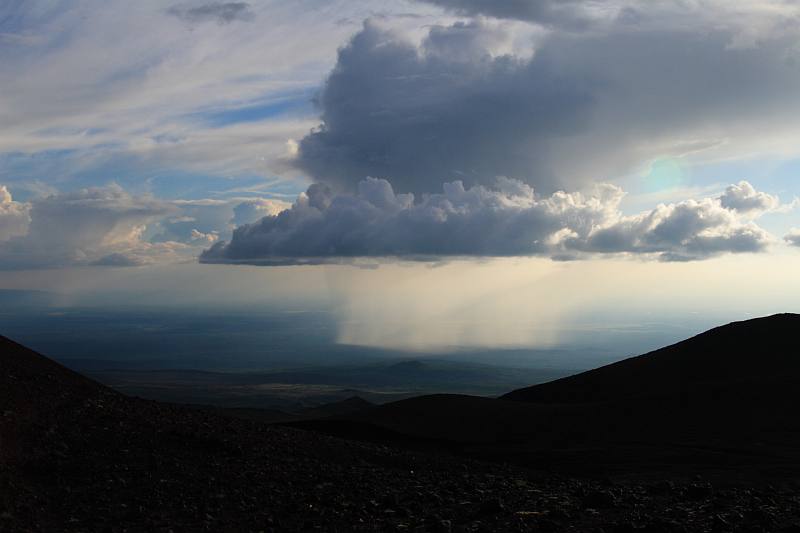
[719,181,780,215]
[0,185,30,241]
[0,183,297,269]
[576,197,772,262]
[231,198,289,226]
[201,177,774,265]
[190,229,220,243]
[785,229,800,248]
[0,185,181,269]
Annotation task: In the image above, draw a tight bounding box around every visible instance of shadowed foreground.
[4,316,800,531]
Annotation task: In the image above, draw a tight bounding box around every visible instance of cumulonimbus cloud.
[294,13,800,196]
[200,178,774,265]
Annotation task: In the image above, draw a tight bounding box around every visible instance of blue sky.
[2,0,800,353]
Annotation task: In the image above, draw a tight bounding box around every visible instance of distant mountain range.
[79,358,572,410]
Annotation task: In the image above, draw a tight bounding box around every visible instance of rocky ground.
[4,389,800,532]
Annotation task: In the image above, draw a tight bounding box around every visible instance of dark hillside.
[502,314,800,403]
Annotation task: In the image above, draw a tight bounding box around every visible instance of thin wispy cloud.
[0,1,423,194]
[167,2,255,25]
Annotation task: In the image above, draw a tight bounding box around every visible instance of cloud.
[418,0,800,35]
[6,1,800,271]
[201,177,773,265]
[0,185,179,269]
[418,0,600,28]
[0,180,295,269]
[295,19,590,195]
[576,196,772,262]
[151,199,230,245]
[167,2,254,25]
[151,197,289,244]
[0,186,31,241]
[0,0,411,192]
[190,228,220,243]
[295,14,800,196]
[785,229,800,248]
[719,180,780,215]
[231,198,289,226]
[90,252,150,267]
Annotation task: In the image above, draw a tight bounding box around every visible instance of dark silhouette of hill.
[295,314,800,474]
[0,333,115,464]
[301,395,374,418]
[502,313,800,404]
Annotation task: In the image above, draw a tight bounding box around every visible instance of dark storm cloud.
[295,20,592,195]
[167,2,254,25]
[201,178,772,265]
[294,19,800,196]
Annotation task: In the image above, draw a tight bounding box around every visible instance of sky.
[2,0,800,358]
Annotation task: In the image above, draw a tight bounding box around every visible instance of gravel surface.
[4,389,800,532]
